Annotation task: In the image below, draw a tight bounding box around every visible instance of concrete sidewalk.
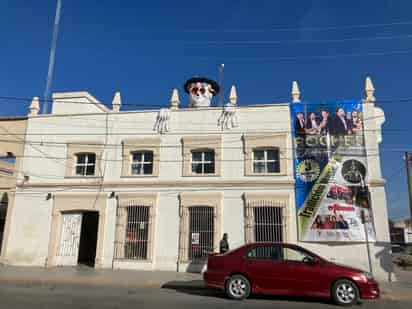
[0,265,201,289]
[380,267,412,301]
[1,265,411,301]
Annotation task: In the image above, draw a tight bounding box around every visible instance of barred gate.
[245,200,286,243]
[114,204,151,260]
[188,206,214,260]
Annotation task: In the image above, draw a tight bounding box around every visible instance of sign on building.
[291,100,376,242]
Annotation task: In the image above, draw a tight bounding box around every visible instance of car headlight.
[363,272,373,280]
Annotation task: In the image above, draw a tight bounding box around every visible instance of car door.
[244,244,284,293]
[275,245,330,296]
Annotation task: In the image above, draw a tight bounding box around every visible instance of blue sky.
[1,0,412,219]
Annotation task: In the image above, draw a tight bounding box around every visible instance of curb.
[0,277,171,289]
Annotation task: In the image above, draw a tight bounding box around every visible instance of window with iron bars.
[253,206,283,242]
[115,206,150,260]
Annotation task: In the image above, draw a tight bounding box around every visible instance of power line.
[0,95,411,109]
[121,20,412,33]
[195,49,412,62]
[186,33,412,45]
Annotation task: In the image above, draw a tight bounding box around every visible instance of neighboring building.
[0,116,28,260]
[390,219,412,244]
[2,77,392,281]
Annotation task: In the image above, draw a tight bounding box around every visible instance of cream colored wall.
[52,92,109,115]
[3,193,52,266]
[7,93,392,281]
[0,118,27,262]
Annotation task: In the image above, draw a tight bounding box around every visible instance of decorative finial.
[291,81,300,103]
[364,76,376,103]
[229,85,237,105]
[170,88,180,110]
[112,91,122,112]
[29,97,40,116]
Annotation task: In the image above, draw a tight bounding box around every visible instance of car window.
[282,247,312,262]
[246,245,281,260]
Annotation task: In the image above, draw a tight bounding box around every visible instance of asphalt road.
[0,283,410,309]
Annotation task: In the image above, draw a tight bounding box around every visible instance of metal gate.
[188,206,214,260]
[56,213,82,266]
[253,206,283,242]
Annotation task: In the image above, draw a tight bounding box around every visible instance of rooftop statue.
[184,77,220,108]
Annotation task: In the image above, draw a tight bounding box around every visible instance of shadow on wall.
[374,241,395,282]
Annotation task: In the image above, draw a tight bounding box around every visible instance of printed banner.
[291,100,376,242]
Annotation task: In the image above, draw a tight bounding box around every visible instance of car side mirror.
[303,256,319,265]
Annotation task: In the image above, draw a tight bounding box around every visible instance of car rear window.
[246,245,281,260]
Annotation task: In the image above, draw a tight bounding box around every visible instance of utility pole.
[405,152,412,221]
[42,0,62,114]
[218,64,224,107]
[361,209,373,275]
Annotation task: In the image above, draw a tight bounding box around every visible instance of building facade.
[0,116,28,261]
[1,78,392,281]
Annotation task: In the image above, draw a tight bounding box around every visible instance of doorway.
[0,193,8,255]
[78,211,99,267]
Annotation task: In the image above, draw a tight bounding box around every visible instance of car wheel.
[225,275,251,300]
[332,279,359,306]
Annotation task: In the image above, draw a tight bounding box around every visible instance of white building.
[1,78,393,281]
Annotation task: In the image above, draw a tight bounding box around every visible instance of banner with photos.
[291,100,376,242]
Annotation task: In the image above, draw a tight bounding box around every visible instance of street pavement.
[0,264,411,308]
[0,283,410,309]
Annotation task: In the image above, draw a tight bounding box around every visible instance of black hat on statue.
[184,77,220,96]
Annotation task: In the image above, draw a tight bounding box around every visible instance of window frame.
[74,152,97,177]
[190,149,215,175]
[65,142,103,178]
[182,136,222,177]
[252,147,280,174]
[242,134,287,176]
[130,150,154,176]
[121,138,160,178]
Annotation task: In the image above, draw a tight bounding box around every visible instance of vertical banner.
[291,100,376,242]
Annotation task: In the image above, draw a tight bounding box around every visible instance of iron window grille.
[191,150,215,174]
[115,205,150,260]
[131,151,154,175]
[75,153,96,176]
[253,148,280,174]
[253,206,284,242]
[188,206,214,260]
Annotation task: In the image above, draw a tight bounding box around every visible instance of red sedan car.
[203,243,379,306]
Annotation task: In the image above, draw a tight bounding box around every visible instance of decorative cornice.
[18,178,295,189]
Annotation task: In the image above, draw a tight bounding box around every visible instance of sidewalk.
[0,264,411,301]
[0,265,202,289]
[381,266,412,301]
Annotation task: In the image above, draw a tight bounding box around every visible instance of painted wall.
[4,93,392,281]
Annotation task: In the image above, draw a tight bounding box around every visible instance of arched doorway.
[0,192,9,255]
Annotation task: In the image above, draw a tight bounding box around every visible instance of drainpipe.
[111,195,118,270]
